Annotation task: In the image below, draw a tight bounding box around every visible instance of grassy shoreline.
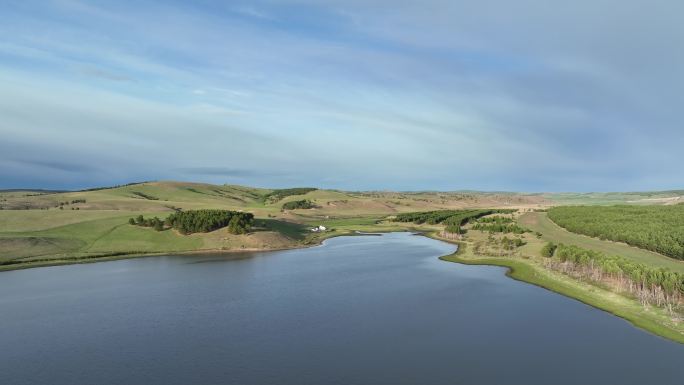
[0,225,421,272]
[3,214,683,345]
[0,237,316,272]
[430,233,684,344]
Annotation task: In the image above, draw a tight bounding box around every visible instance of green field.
[542,191,684,205]
[519,212,684,273]
[2,182,683,271]
[547,205,684,260]
[0,181,440,269]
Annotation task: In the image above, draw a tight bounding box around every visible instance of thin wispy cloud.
[0,0,682,191]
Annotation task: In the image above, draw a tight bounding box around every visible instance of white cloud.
[0,0,682,190]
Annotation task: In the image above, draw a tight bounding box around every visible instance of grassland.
[542,190,684,205]
[1,182,682,271]
[0,181,453,270]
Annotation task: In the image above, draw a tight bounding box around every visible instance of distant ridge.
[0,189,68,193]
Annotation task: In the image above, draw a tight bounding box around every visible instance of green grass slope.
[520,212,684,273]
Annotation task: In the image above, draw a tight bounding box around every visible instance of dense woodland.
[166,210,254,234]
[282,199,315,210]
[548,205,684,260]
[130,210,254,234]
[393,209,515,234]
[543,243,683,310]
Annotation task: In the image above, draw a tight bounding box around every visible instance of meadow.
[0,181,467,269]
[2,183,682,271]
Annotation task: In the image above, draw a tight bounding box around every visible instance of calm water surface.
[1,233,682,385]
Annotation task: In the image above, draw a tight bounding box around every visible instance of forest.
[162,210,254,234]
[542,243,683,310]
[393,209,515,234]
[548,205,684,260]
[282,199,315,210]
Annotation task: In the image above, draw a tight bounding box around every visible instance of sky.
[1,0,683,192]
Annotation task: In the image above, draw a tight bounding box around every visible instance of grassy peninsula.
[430,210,684,343]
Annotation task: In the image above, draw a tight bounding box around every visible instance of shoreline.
[0,228,409,272]
[4,228,682,344]
[429,233,684,344]
[0,242,315,273]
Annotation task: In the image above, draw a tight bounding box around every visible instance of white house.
[311,225,327,232]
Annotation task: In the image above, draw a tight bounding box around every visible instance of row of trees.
[55,199,86,208]
[80,181,149,192]
[282,199,315,210]
[548,205,684,260]
[477,216,513,224]
[542,243,683,309]
[166,210,254,234]
[131,191,160,200]
[471,223,529,234]
[394,209,516,234]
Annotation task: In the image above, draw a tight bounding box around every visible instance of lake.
[0,232,682,385]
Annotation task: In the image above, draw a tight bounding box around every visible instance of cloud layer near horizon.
[1,0,682,191]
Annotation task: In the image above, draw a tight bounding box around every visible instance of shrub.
[541,242,557,258]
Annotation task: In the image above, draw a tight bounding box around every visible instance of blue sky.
[1,0,682,191]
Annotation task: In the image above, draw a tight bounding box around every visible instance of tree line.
[131,191,160,200]
[129,210,254,234]
[282,199,315,210]
[393,209,516,234]
[477,216,513,224]
[542,242,683,310]
[79,181,150,192]
[548,205,684,260]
